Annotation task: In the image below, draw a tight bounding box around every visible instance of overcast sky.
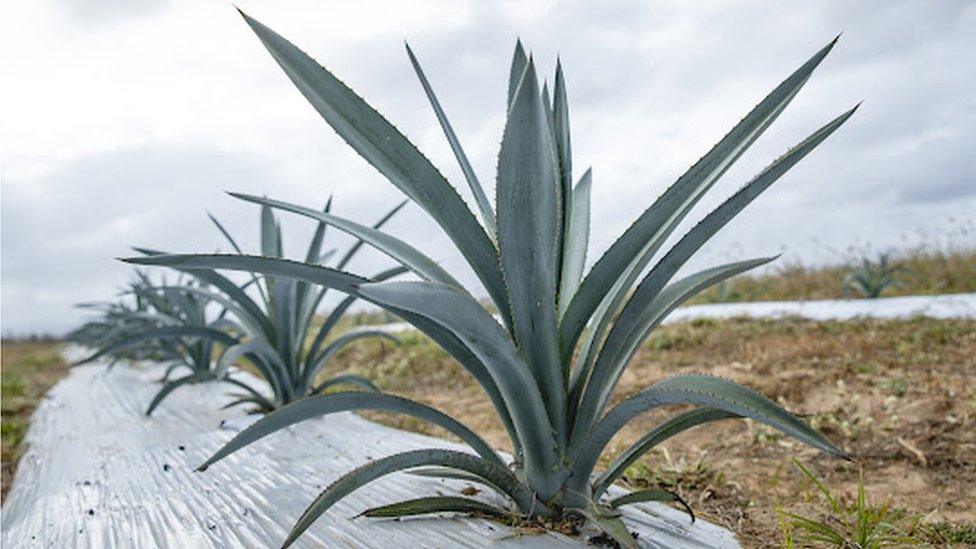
[2,0,974,336]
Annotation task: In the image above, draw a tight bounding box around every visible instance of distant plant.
[779,459,918,548]
[843,252,903,299]
[73,270,258,413]
[70,270,222,369]
[129,201,406,413]
[77,200,405,415]
[129,11,855,548]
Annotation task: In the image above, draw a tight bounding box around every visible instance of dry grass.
[329,317,976,546]
[1,341,69,502]
[688,248,976,304]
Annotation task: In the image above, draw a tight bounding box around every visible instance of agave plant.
[71,270,222,369]
[129,200,407,414]
[843,252,902,299]
[128,11,858,547]
[73,270,260,413]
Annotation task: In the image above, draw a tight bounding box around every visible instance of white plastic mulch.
[374,293,976,334]
[0,347,738,548]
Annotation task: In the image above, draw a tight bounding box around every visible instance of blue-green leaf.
[357,280,560,495]
[559,36,842,361]
[280,449,544,548]
[198,392,505,470]
[237,11,510,328]
[495,57,564,441]
[405,43,495,239]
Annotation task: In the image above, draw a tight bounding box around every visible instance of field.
[3,249,975,545]
[337,316,976,546]
[690,248,976,304]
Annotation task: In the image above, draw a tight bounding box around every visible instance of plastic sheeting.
[375,293,976,334]
[1,348,739,548]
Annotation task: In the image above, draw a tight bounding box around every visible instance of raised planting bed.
[1,347,738,548]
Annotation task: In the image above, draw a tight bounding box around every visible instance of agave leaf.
[593,408,737,497]
[271,279,298,379]
[335,199,407,270]
[159,362,190,382]
[280,449,543,548]
[507,40,528,109]
[215,340,264,379]
[146,371,217,416]
[577,105,858,435]
[541,81,555,140]
[132,247,274,336]
[160,284,267,342]
[407,467,499,485]
[237,11,511,328]
[199,392,504,470]
[220,376,275,410]
[571,256,777,440]
[557,169,591,317]
[405,44,495,238]
[404,467,517,501]
[304,197,331,263]
[357,280,560,492]
[551,64,572,311]
[75,325,237,366]
[260,204,280,258]
[317,249,336,264]
[311,374,379,394]
[575,106,843,380]
[579,505,636,549]
[559,36,842,361]
[303,328,399,388]
[295,198,332,321]
[553,60,572,209]
[220,395,270,411]
[572,105,857,434]
[574,375,847,488]
[209,213,269,305]
[208,213,245,255]
[608,489,694,523]
[123,254,364,294]
[216,340,290,400]
[126,253,522,450]
[230,193,461,287]
[495,58,564,441]
[360,495,507,518]
[306,266,408,365]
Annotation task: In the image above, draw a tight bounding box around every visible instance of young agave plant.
[843,252,902,299]
[128,12,858,547]
[130,200,407,413]
[72,270,225,371]
[74,270,258,413]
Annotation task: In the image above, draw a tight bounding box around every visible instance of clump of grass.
[621,449,723,497]
[914,521,976,545]
[778,459,918,548]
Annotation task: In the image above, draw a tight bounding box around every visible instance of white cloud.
[2,0,974,335]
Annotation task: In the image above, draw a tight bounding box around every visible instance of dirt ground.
[3,317,973,546]
[338,317,976,547]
